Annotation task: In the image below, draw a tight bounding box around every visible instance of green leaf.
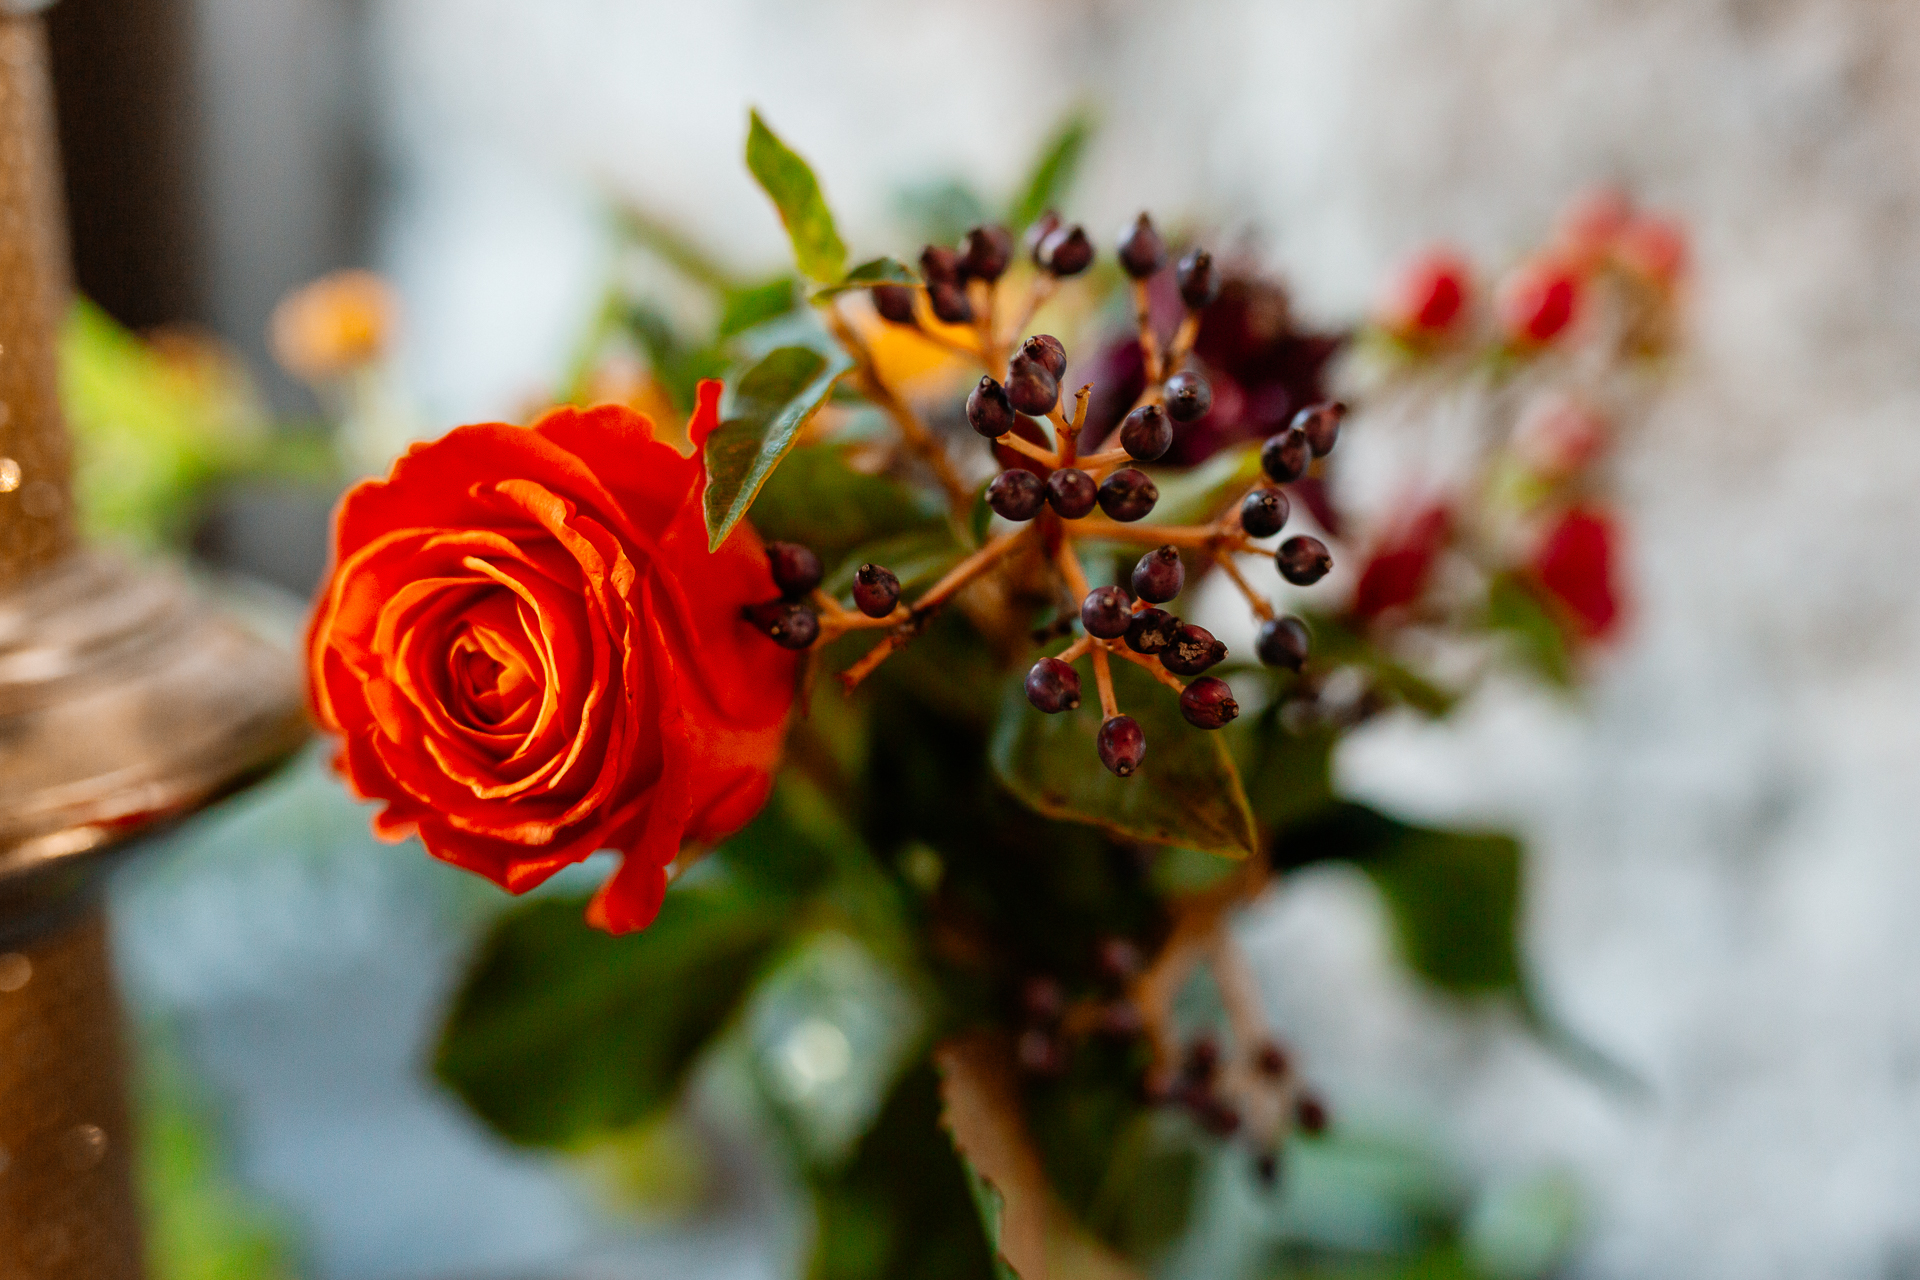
[704,344,852,551]
[434,883,788,1147]
[989,658,1259,859]
[1484,574,1575,689]
[1141,443,1262,528]
[1230,699,1339,834]
[719,276,801,338]
[749,443,946,572]
[897,177,995,247]
[1007,109,1096,231]
[959,1160,1025,1280]
[812,256,917,302]
[747,110,848,284]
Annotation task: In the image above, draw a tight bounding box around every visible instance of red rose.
[307,384,798,933]
[1497,256,1583,346]
[1530,505,1626,643]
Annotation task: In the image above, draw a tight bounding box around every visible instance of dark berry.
[1098,715,1145,777]
[1277,536,1333,586]
[1041,224,1094,276]
[1021,975,1067,1024]
[1295,1092,1330,1135]
[1182,1036,1221,1083]
[1260,428,1311,483]
[1081,585,1134,640]
[1017,1029,1069,1077]
[1254,1152,1280,1187]
[1006,361,1060,417]
[928,280,973,324]
[1025,656,1082,713]
[1293,400,1347,457]
[1131,546,1184,603]
[1095,936,1142,984]
[1119,403,1173,461]
[1046,468,1098,519]
[743,600,818,649]
[1118,213,1166,279]
[1096,999,1145,1040]
[1196,1098,1243,1137]
[1022,333,1067,380]
[1176,247,1219,309]
[1098,468,1159,522]
[1024,211,1061,266]
[966,377,1016,438]
[1180,676,1239,729]
[988,469,1046,521]
[1162,623,1226,675]
[961,224,1014,281]
[1240,487,1290,538]
[852,563,901,618]
[920,243,965,286]
[1164,371,1212,423]
[766,542,822,599]
[1256,616,1310,670]
[1125,607,1178,654]
[1254,1041,1290,1079]
[872,283,916,325]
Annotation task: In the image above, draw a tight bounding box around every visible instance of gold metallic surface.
[0,902,145,1277]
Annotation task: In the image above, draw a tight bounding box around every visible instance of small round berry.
[743,600,818,650]
[1293,400,1347,457]
[1162,623,1226,675]
[852,563,901,618]
[1254,1151,1281,1187]
[766,541,823,599]
[1295,1092,1330,1136]
[1276,536,1333,586]
[1117,213,1166,279]
[871,283,916,325]
[961,224,1013,281]
[1176,247,1219,309]
[1260,428,1311,483]
[1182,1036,1221,1083]
[1006,361,1060,417]
[1097,468,1159,522]
[1041,224,1094,276]
[1130,545,1184,603]
[1196,1098,1243,1137]
[1095,936,1143,984]
[1096,999,1145,1041]
[928,280,973,325]
[1016,1028,1069,1077]
[1045,468,1098,519]
[1240,487,1291,538]
[1125,607,1178,655]
[1024,211,1061,265]
[1179,675,1239,729]
[1255,615,1311,670]
[1080,585,1134,640]
[1025,656,1082,713]
[988,469,1046,521]
[1254,1041,1290,1079]
[966,377,1016,438]
[1119,403,1173,462]
[1163,371,1212,423]
[1021,975,1067,1024]
[1022,333,1067,381]
[919,243,965,286]
[1098,714,1146,777]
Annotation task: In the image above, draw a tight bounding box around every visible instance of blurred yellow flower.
[269,269,399,384]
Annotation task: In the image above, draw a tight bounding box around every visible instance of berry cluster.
[745,212,1354,775]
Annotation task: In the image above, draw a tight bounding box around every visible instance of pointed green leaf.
[719,276,801,338]
[704,344,852,551]
[989,658,1259,859]
[811,256,917,302]
[1007,110,1095,231]
[749,443,947,573]
[747,110,848,284]
[1484,573,1576,688]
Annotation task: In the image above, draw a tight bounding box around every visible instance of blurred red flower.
[1498,256,1583,346]
[1530,505,1626,642]
[1378,247,1472,339]
[1351,501,1452,622]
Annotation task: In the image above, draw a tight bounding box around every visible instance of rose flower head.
[307,383,798,933]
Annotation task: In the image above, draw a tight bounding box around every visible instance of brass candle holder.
[0,2,310,1274]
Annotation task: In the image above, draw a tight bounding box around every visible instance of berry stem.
[1164,312,1201,372]
[1052,634,1093,665]
[970,278,1002,372]
[1109,643,1188,692]
[1091,642,1120,720]
[1066,520,1257,552]
[996,430,1060,469]
[1132,279,1163,384]
[1215,554,1277,621]
[1005,273,1058,361]
[917,526,1032,615]
[1076,446,1132,472]
[825,302,975,513]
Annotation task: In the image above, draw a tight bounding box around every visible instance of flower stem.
[825,302,974,513]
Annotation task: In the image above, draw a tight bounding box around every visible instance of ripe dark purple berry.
[1025,656,1082,713]
[1240,487,1290,538]
[1131,546,1184,603]
[1095,936,1142,984]
[1119,403,1173,461]
[1096,999,1145,1041]
[967,377,1016,438]
[1098,715,1145,777]
[1046,468,1098,519]
[1098,468,1159,522]
[1294,400,1347,457]
[1182,1036,1221,1083]
[1295,1092,1330,1136]
[961,224,1014,281]
[1163,371,1212,423]
[1021,975,1067,1023]
[1176,247,1219,309]
[1196,1098,1243,1137]
[743,600,818,649]
[1006,360,1060,417]
[919,243,965,286]
[1022,333,1067,381]
[1254,1041,1290,1078]
[1277,536,1333,586]
[1117,213,1166,279]
[872,283,916,325]
[1254,1152,1280,1187]
[1024,211,1061,266]
[1125,607,1178,654]
[1261,428,1311,483]
[1162,622,1226,675]
[1041,224,1094,276]
[1179,675,1239,729]
[928,280,973,325]
[1256,616,1310,670]
[766,542,823,599]
[1016,1028,1069,1077]
[1080,585,1134,639]
[988,469,1046,521]
[852,563,901,618]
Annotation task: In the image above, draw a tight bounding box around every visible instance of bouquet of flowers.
[301,115,1682,1277]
